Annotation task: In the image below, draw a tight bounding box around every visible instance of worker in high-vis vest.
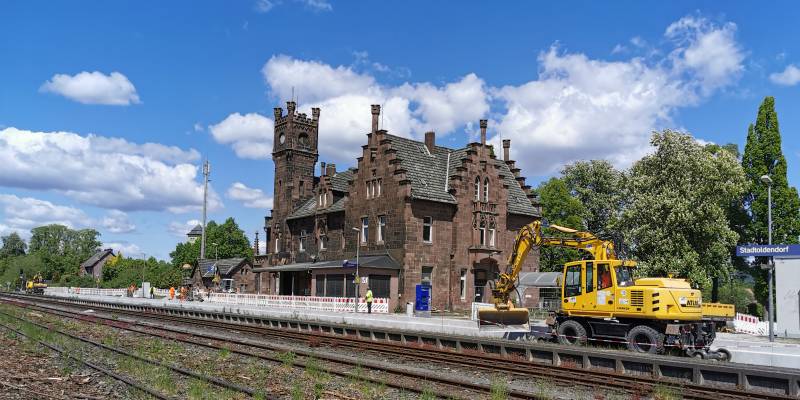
[365,287,374,314]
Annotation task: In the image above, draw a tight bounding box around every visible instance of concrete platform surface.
[42,293,800,369]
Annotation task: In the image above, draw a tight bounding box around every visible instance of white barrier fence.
[733,312,778,336]
[45,287,126,297]
[206,293,390,313]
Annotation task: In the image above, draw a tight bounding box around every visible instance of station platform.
[38,292,800,369]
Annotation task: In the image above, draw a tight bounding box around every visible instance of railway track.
[1,295,536,399]
[3,293,795,400]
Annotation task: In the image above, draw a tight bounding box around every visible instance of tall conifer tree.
[741,96,800,305]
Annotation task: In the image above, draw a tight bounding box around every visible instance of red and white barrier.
[733,312,778,336]
[206,293,390,313]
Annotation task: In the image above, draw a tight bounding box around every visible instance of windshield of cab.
[614,266,635,287]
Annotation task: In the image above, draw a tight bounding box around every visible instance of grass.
[278,351,296,368]
[534,378,552,399]
[490,376,509,400]
[217,346,231,360]
[420,385,437,400]
[652,384,683,400]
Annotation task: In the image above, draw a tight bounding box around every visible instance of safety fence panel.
[45,287,127,297]
[733,312,778,336]
[206,293,389,313]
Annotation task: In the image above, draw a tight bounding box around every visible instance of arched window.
[483,178,489,202]
[474,177,480,201]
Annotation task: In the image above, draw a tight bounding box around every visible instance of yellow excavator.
[477,221,734,359]
[25,273,48,295]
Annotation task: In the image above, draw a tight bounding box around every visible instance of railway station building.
[253,102,541,312]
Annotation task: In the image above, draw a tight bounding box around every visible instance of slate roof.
[494,159,539,216]
[80,249,114,268]
[384,134,456,204]
[188,224,203,237]
[286,196,347,220]
[198,258,248,278]
[329,169,354,192]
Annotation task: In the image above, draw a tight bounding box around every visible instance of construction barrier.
[206,293,390,313]
[45,287,126,297]
[733,312,778,336]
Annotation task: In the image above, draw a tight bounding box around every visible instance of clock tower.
[270,101,319,255]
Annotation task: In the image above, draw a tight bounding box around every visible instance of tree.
[562,160,624,244]
[170,218,252,268]
[28,224,101,281]
[535,177,588,271]
[0,232,27,258]
[617,130,747,288]
[740,96,800,305]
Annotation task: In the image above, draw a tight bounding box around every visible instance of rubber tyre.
[626,325,665,354]
[557,320,588,346]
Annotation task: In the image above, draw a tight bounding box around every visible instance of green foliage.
[701,279,756,313]
[27,224,101,282]
[100,255,182,288]
[562,160,624,241]
[535,177,587,271]
[740,96,800,306]
[169,218,252,268]
[0,254,43,289]
[617,130,747,288]
[0,232,27,258]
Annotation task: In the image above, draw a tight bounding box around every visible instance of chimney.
[311,107,320,121]
[327,163,336,176]
[273,107,282,120]
[480,119,487,145]
[503,139,510,161]
[371,104,381,133]
[320,162,326,176]
[287,101,296,116]
[424,131,435,153]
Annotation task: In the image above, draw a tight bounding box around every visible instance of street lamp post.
[351,227,360,313]
[760,174,775,342]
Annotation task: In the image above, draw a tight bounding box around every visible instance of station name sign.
[736,244,800,257]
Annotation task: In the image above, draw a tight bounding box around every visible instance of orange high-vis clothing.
[169,287,175,299]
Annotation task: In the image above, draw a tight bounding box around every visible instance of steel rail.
[2,296,531,400]
[0,321,173,400]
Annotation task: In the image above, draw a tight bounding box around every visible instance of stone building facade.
[255,101,541,312]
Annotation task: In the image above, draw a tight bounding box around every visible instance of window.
[422,216,432,243]
[275,237,279,253]
[369,275,391,298]
[564,265,581,297]
[460,269,467,299]
[325,274,344,297]
[377,215,386,243]
[421,266,433,286]
[474,177,480,201]
[483,178,489,202]
[585,262,594,294]
[615,265,635,287]
[315,275,325,296]
[377,179,382,197]
[319,235,327,250]
[299,230,307,252]
[299,179,304,192]
[361,217,369,244]
[318,193,323,207]
[488,228,495,247]
[598,264,612,290]
[479,221,486,245]
[346,274,356,297]
[367,181,373,198]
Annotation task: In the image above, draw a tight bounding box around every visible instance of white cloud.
[769,64,800,86]
[259,55,488,164]
[665,16,744,94]
[227,182,273,209]
[254,0,331,13]
[301,0,332,12]
[209,113,273,159]
[104,241,142,257]
[0,194,90,230]
[101,210,136,233]
[254,0,277,13]
[493,15,745,176]
[168,219,201,237]
[40,71,141,105]
[193,123,204,132]
[611,44,627,54]
[0,127,221,213]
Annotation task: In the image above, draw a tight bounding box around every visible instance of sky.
[2,1,800,260]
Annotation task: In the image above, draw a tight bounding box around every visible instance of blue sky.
[2,1,800,260]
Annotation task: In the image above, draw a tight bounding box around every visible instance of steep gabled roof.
[329,168,354,193]
[188,224,203,237]
[286,195,348,221]
[495,159,539,217]
[81,249,114,268]
[198,258,248,278]
[385,134,456,204]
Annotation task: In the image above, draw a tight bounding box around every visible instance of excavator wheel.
[557,319,587,346]
[626,325,665,354]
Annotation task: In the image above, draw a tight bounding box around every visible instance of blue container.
[415,284,431,311]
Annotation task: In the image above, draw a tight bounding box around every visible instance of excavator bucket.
[477,306,531,331]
